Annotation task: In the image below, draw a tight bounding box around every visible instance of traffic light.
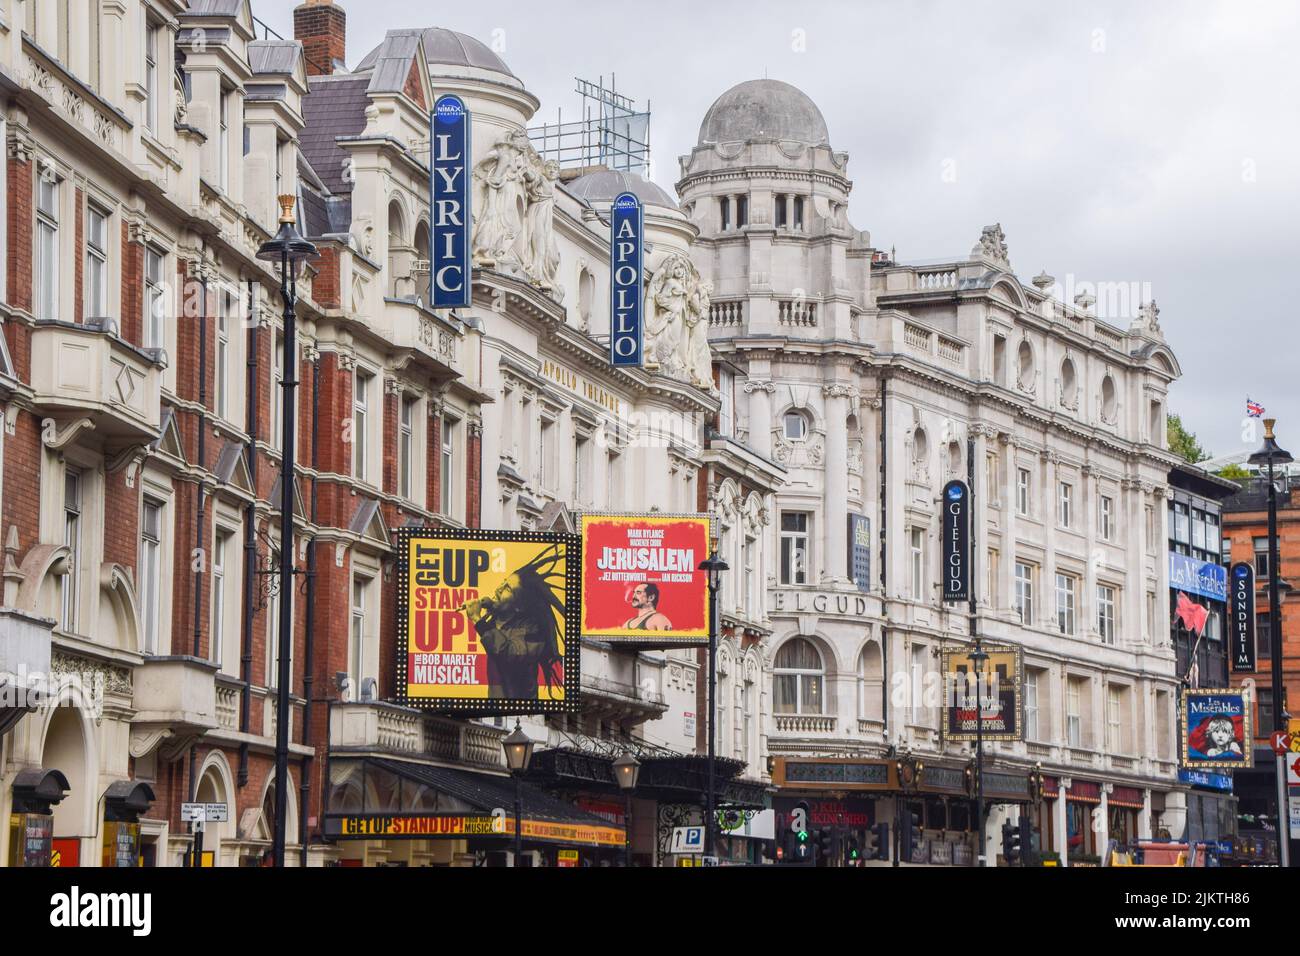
[1002,819,1023,865]
[815,827,833,861]
[844,836,861,866]
[788,801,813,864]
[1018,815,1035,866]
[868,822,889,860]
[899,809,922,863]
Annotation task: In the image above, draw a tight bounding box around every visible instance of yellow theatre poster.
[394,528,581,714]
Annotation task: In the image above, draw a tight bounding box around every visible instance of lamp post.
[256,195,317,867]
[613,752,641,867]
[502,721,535,867]
[969,642,988,867]
[1248,417,1292,867]
[699,550,729,860]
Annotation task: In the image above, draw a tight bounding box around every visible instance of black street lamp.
[612,752,641,867]
[699,550,729,860]
[256,195,317,868]
[1248,417,1292,868]
[968,641,989,868]
[502,721,535,867]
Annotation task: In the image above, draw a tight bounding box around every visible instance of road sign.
[700,855,720,867]
[670,826,705,854]
[1271,731,1292,756]
[1288,755,1300,787]
[181,802,228,823]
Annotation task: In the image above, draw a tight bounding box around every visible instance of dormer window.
[719,196,731,231]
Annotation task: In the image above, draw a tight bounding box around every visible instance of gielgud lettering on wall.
[580,514,710,643]
[394,528,581,713]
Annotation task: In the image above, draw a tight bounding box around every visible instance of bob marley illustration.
[462,545,567,700]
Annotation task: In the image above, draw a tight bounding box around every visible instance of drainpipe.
[191,268,209,659]
[299,348,320,867]
[238,279,259,786]
[878,377,888,728]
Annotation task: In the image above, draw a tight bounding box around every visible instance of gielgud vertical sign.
[394,528,581,713]
[942,479,971,602]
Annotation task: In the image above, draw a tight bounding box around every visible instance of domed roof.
[356,27,515,78]
[697,79,829,146]
[565,169,678,210]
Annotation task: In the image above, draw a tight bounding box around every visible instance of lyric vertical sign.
[609,191,643,366]
[1229,561,1257,673]
[942,479,971,602]
[430,94,472,309]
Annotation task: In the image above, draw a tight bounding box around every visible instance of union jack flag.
[1247,398,1265,418]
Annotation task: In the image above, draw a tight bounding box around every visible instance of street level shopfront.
[771,757,1033,866]
[325,757,625,866]
[1029,776,1148,865]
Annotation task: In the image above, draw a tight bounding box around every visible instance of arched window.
[387,200,411,297]
[1060,357,1078,407]
[1017,340,1035,388]
[774,637,824,715]
[913,426,929,464]
[783,409,809,441]
[1101,374,1117,422]
[857,643,883,722]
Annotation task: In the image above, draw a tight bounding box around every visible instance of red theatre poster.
[580,514,710,642]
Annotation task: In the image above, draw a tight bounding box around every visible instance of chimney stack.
[294,0,346,77]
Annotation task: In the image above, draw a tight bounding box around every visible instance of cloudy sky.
[260,0,1300,459]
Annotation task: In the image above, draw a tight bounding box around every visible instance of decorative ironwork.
[656,803,695,861]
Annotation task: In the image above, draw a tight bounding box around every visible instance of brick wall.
[120,220,143,347]
[466,423,482,527]
[294,0,346,77]
[426,408,441,514]
[3,412,42,559]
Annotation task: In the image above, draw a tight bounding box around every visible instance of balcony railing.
[709,299,744,328]
[331,700,506,768]
[773,713,837,735]
[777,299,817,328]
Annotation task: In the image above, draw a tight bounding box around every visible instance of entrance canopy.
[325,757,625,848]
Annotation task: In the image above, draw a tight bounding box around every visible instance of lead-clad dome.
[566,169,679,210]
[356,27,515,78]
[697,78,829,147]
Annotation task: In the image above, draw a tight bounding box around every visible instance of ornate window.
[774,638,824,715]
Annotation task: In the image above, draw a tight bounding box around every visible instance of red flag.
[1175,591,1209,636]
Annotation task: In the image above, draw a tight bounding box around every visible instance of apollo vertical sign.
[942,479,971,602]
[1229,561,1257,672]
[430,94,472,309]
[609,192,643,366]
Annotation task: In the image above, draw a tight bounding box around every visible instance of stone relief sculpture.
[646,253,717,393]
[972,222,1010,267]
[471,131,562,293]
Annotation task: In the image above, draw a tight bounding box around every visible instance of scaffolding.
[528,75,651,176]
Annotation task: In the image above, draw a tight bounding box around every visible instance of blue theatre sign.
[609,192,643,366]
[429,94,472,309]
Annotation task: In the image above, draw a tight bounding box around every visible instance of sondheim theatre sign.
[770,589,872,616]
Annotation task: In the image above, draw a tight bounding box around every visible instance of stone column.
[1124,478,1145,642]
[971,425,991,607]
[1140,788,1153,840]
[1082,464,1097,638]
[822,384,854,584]
[1057,777,1071,868]
[862,396,882,591]
[1000,434,1016,615]
[1041,451,1059,630]
[745,379,774,460]
[1099,783,1112,861]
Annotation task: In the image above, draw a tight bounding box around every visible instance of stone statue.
[972,222,1010,267]
[471,132,562,294]
[521,159,561,290]
[646,255,691,377]
[645,252,717,393]
[685,279,715,391]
